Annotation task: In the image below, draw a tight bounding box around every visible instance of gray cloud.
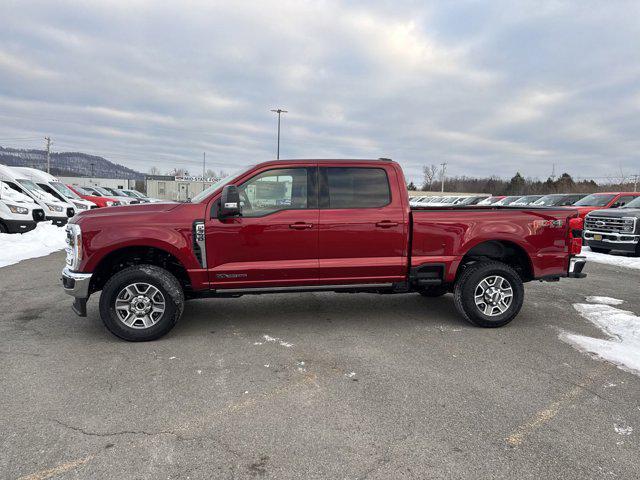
[0,0,639,184]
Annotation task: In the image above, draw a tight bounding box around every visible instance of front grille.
[585,216,636,233]
[32,209,45,222]
[66,207,75,217]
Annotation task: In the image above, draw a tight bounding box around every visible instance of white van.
[0,164,74,226]
[12,167,97,212]
[0,180,46,233]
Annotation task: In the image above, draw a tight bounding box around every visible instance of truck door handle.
[376,221,398,228]
[289,222,313,230]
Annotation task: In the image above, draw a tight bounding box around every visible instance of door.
[318,165,406,283]
[207,166,319,289]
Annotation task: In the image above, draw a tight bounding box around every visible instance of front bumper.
[3,219,37,234]
[584,230,638,253]
[61,267,92,316]
[568,256,587,278]
[47,216,68,227]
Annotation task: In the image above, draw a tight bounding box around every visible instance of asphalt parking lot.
[1,251,639,479]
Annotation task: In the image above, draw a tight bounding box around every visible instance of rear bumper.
[2,219,38,234]
[61,267,92,316]
[568,256,587,278]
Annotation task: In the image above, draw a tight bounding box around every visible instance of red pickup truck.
[62,159,586,341]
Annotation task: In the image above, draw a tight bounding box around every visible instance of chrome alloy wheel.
[473,275,513,317]
[114,282,166,329]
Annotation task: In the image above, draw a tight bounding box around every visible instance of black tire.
[589,246,610,254]
[453,261,524,328]
[417,285,448,297]
[0,223,7,234]
[99,265,184,341]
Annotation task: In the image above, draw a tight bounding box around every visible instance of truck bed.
[410,206,579,282]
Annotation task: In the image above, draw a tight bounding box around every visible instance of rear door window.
[320,167,391,209]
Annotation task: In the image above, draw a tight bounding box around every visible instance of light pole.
[270,108,287,159]
[440,162,447,192]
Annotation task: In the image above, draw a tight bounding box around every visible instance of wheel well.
[460,240,533,281]
[90,246,191,294]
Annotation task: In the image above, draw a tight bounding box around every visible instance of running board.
[211,283,395,296]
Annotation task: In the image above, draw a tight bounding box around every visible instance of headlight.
[7,204,29,215]
[65,223,82,270]
[73,202,88,210]
[45,203,64,212]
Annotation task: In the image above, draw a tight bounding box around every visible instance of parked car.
[571,192,640,218]
[62,158,586,341]
[67,185,120,208]
[82,186,139,205]
[100,187,147,203]
[477,196,506,205]
[532,194,586,207]
[584,196,640,254]
[120,188,164,203]
[0,164,74,226]
[0,181,46,233]
[493,196,524,206]
[455,195,491,206]
[511,195,543,206]
[12,167,97,212]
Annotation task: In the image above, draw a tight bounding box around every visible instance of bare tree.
[422,164,438,191]
[148,166,161,175]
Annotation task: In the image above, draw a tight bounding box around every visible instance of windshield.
[191,165,254,203]
[573,193,616,207]
[74,186,92,195]
[532,195,564,206]
[50,181,80,199]
[93,186,113,196]
[512,195,541,205]
[17,179,59,202]
[622,197,640,208]
[440,197,457,204]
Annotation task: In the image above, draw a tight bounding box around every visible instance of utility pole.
[440,162,447,193]
[44,136,51,173]
[90,163,95,177]
[270,108,287,159]
[633,174,638,192]
[202,152,206,191]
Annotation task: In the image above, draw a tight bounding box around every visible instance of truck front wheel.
[453,261,524,328]
[99,265,184,341]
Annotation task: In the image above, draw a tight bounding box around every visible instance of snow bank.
[560,297,640,376]
[582,247,640,270]
[0,222,67,268]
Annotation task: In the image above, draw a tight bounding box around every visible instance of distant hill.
[0,146,143,179]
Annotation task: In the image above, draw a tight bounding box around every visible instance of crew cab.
[67,185,120,208]
[584,196,640,254]
[61,159,586,341]
[571,192,640,218]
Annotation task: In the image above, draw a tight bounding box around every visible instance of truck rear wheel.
[99,265,184,341]
[453,261,524,328]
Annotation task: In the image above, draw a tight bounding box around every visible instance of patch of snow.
[582,247,640,270]
[345,372,356,378]
[261,334,293,348]
[614,424,633,436]
[196,370,202,375]
[0,222,66,268]
[585,296,624,306]
[560,301,640,376]
[169,356,177,360]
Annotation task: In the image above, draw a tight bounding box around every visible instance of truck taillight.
[569,217,583,255]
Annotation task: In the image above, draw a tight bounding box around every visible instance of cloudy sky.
[0,0,638,184]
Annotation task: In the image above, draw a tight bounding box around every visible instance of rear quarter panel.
[411,207,577,281]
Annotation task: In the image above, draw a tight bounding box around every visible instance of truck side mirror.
[219,185,242,218]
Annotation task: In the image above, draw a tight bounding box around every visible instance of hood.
[587,208,640,218]
[74,200,180,219]
[572,206,602,218]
